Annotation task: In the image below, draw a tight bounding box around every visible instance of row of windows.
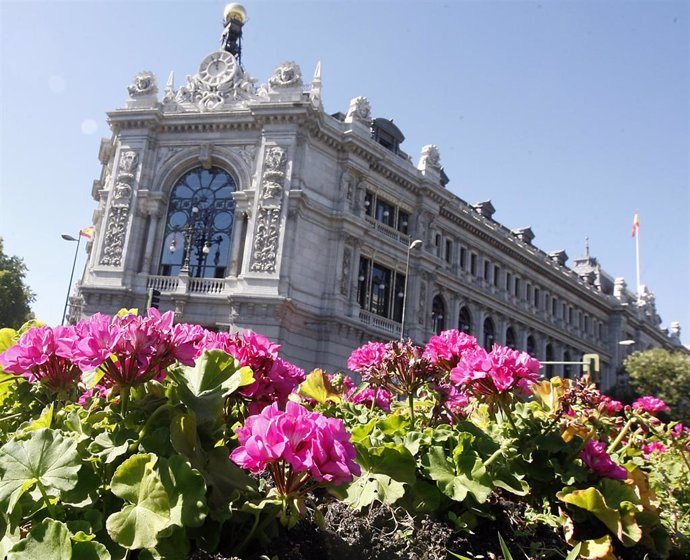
[434,302,582,378]
[435,236,605,341]
[364,191,410,235]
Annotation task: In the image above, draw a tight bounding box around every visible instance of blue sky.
[1,0,688,343]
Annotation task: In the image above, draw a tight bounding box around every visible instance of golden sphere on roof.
[224,3,247,24]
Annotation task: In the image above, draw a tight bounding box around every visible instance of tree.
[0,238,35,329]
[624,348,690,423]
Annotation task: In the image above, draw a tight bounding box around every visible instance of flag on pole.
[631,213,640,237]
[79,226,95,239]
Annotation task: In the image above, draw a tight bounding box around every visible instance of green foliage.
[0,239,35,329]
[624,348,690,422]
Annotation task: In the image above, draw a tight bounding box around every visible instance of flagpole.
[635,224,641,297]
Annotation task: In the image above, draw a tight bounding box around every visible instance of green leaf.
[298,369,341,404]
[497,532,514,560]
[0,328,17,355]
[0,428,80,514]
[426,446,492,504]
[167,350,249,430]
[558,487,620,537]
[169,413,204,466]
[7,518,72,560]
[72,540,111,560]
[564,542,582,560]
[89,432,132,465]
[158,455,208,529]
[106,454,171,550]
[344,474,406,510]
[356,443,417,485]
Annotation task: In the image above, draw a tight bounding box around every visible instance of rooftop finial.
[221,3,247,66]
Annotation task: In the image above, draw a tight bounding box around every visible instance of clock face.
[199,51,237,86]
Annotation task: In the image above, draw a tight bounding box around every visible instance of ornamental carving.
[261,146,287,200]
[127,71,158,97]
[341,246,352,296]
[419,144,441,171]
[100,150,139,267]
[268,62,303,89]
[250,206,281,273]
[171,55,259,113]
[100,208,128,266]
[230,145,257,168]
[346,96,371,122]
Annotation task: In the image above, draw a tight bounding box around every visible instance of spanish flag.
[80,226,95,239]
[631,213,640,237]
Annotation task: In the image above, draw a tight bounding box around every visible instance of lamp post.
[169,206,224,277]
[400,239,423,340]
[61,233,81,325]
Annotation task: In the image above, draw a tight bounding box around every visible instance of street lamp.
[61,233,81,325]
[169,206,224,277]
[400,239,423,340]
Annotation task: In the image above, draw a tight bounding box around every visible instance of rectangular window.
[459,247,467,269]
[514,277,520,297]
[357,256,405,321]
[470,254,477,276]
[364,191,374,216]
[506,272,512,291]
[493,265,500,286]
[397,210,409,234]
[375,199,395,227]
[445,239,452,263]
[534,287,540,308]
[483,260,490,282]
[551,297,557,316]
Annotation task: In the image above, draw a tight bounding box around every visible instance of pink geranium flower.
[231,402,360,494]
[347,341,387,375]
[348,386,393,412]
[450,344,541,398]
[423,330,479,370]
[641,441,667,459]
[580,440,627,480]
[0,325,82,394]
[632,396,670,415]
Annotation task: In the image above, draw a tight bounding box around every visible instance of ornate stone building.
[72,5,683,389]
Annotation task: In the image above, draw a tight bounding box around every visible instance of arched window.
[159,167,237,278]
[432,296,446,334]
[483,317,495,350]
[458,306,472,334]
[505,327,516,349]
[526,335,536,357]
[545,343,554,377]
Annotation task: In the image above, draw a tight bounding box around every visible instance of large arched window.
[526,335,537,357]
[483,317,495,350]
[432,296,446,334]
[159,167,237,278]
[505,326,517,349]
[458,306,472,334]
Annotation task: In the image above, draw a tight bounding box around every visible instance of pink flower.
[77,384,110,407]
[347,342,387,374]
[599,396,624,416]
[423,330,479,370]
[0,326,82,394]
[632,396,670,415]
[348,386,393,412]
[231,402,360,492]
[450,344,541,397]
[580,440,627,480]
[206,331,304,412]
[641,442,666,458]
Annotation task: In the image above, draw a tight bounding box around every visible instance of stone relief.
[341,171,353,202]
[230,145,257,168]
[100,150,139,267]
[268,61,303,89]
[418,144,441,171]
[346,96,372,123]
[250,206,281,273]
[127,71,158,97]
[260,146,287,200]
[341,246,352,296]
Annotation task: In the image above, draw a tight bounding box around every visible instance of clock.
[198,51,237,86]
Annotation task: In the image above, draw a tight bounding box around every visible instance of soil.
[188,496,570,560]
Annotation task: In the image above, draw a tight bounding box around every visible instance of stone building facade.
[71,10,683,389]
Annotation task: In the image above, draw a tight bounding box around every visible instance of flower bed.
[0,311,688,559]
